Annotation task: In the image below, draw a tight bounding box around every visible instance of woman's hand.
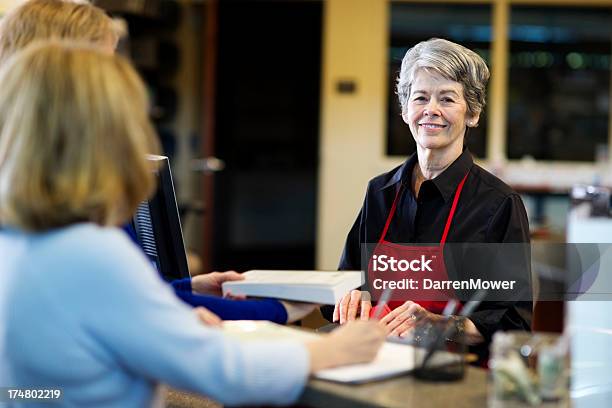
[193,307,222,327]
[190,271,244,296]
[305,321,385,372]
[333,290,372,324]
[379,301,441,337]
[379,301,486,344]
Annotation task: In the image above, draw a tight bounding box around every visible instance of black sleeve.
[486,193,530,243]
[469,194,533,343]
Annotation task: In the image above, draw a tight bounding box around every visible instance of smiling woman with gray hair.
[329,38,532,364]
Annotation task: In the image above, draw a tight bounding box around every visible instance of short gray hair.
[396,38,490,117]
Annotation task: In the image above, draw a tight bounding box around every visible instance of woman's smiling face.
[403,69,478,152]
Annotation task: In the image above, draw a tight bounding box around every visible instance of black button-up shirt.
[325,149,532,357]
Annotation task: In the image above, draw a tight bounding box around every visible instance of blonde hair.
[0,41,159,231]
[0,0,118,64]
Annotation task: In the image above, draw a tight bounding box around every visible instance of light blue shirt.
[0,224,309,407]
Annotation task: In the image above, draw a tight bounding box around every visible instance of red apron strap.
[440,172,469,248]
[378,184,403,244]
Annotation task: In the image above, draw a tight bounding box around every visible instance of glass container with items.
[489,331,569,407]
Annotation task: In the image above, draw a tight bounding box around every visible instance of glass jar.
[412,316,467,382]
[489,331,569,407]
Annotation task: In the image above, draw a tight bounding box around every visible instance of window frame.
[385,0,612,189]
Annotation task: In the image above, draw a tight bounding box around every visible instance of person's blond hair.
[0,0,118,64]
[0,41,159,231]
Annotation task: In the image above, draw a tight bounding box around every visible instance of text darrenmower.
[372,278,516,291]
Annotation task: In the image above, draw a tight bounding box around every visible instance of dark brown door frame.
[201,0,218,273]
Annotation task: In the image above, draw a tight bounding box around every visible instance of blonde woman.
[0,42,385,406]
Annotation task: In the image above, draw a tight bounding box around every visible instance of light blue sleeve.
[40,227,310,406]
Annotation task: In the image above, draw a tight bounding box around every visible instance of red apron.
[368,172,468,318]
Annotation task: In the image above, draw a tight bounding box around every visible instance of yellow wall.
[316,0,397,269]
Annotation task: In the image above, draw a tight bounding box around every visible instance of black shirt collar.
[379,154,417,191]
[380,149,473,203]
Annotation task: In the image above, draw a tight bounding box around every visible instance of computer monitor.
[131,155,190,281]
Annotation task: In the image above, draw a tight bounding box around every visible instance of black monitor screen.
[131,155,190,281]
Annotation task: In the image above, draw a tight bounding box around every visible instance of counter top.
[166,366,489,408]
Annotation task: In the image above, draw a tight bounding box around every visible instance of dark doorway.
[213,0,322,271]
